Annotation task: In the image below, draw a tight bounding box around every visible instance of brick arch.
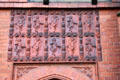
[38,74,72,80]
[18,66,90,80]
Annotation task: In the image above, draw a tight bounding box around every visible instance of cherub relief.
[49,38,61,57]
[85,38,96,58]
[13,37,26,59]
[67,37,77,57]
[66,16,77,32]
[14,15,26,35]
[31,37,43,57]
[49,15,60,32]
[32,15,44,33]
[83,15,93,32]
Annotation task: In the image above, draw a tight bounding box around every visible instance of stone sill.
[0,2,119,8]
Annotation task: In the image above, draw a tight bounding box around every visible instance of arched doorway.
[15,64,96,80]
[38,74,72,80]
[49,78,61,80]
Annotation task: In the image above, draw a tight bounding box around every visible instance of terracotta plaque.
[13,64,97,80]
[8,9,102,62]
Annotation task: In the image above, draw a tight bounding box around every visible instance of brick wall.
[0,9,120,80]
[99,9,120,80]
[0,10,12,80]
[118,16,120,36]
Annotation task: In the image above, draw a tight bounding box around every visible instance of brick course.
[99,9,120,80]
[0,10,12,80]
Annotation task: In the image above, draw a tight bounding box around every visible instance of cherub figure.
[67,38,76,56]
[32,38,42,57]
[49,15,59,32]
[85,38,96,57]
[32,15,44,33]
[50,38,61,57]
[13,38,26,59]
[14,15,26,35]
[67,16,77,32]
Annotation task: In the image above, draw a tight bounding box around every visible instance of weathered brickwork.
[118,16,120,36]
[99,9,120,80]
[0,9,120,80]
[0,10,12,80]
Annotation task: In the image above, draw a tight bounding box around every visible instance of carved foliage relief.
[13,64,96,80]
[8,10,102,62]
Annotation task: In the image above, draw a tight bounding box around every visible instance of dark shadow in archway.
[49,78,61,80]
[38,74,72,80]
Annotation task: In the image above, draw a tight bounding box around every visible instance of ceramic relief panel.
[8,9,101,62]
[13,64,97,80]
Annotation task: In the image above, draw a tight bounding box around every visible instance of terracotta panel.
[30,37,45,60]
[13,64,97,80]
[65,14,79,33]
[48,11,62,33]
[48,37,62,60]
[8,9,102,63]
[65,37,80,60]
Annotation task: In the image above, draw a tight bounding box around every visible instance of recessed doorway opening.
[49,78,61,80]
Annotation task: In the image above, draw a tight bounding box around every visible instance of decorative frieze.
[13,64,96,80]
[8,9,102,62]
